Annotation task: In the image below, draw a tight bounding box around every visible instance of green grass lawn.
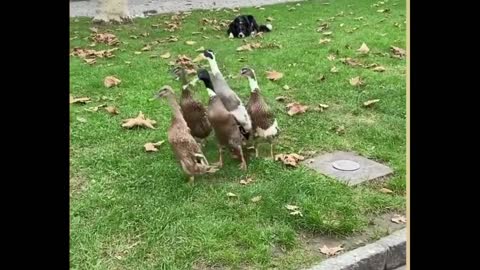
[70,0,406,269]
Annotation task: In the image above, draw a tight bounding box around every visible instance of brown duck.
[153,86,218,183]
[195,69,247,170]
[240,67,279,159]
[173,66,212,145]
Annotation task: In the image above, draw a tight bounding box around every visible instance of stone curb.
[306,228,406,270]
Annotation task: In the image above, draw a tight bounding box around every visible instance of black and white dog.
[227,15,272,38]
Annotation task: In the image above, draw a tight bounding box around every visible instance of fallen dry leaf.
[349,76,364,86]
[318,74,326,81]
[70,96,91,104]
[363,99,380,107]
[105,106,119,115]
[327,55,336,61]
[320,245,344,256]
[134,51,142,55]
[372,66,386,72]
[84,58,96,65]
[285,204,299,211]
[236,42,262,52]
[330,66,339,73]
[266,16,274,21]
[175,55,197,74]
[141,45,152,51]
[335,125,346,135]
[390,46,406,58]
[226,192,238,197]
[315,103,329,112]
[286,102,309,116]
[104,76,121,88]
[195,46,205,52]
[322,31,333,36]
[160,52,171,59]
[391,214,406,224]
[357,42,370,54]
[380,188,393,194]
[185,40,196,45]
[266,70,283,81]
[340,57,364,67]
[91,33,119,46]
[275,96,287,102]
[251,196,262,203]
[290,210,303,216]
[70,47,118,59]
[77,117,87,123]
[275,153,305,167]
[283,85,290,90]
[377,8,390,13]
[89,27,98,33]
[85,104,106,112]
[144,141,165,152]
[122,112,157,129]
[319,38,331,44]
[240,177,253,185]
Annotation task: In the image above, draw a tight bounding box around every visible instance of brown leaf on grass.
[286,102,308,116]
[275,153,305,167]
[144,141,165,152]
[76,117,87,123]
[318,74,326,81]
[275,96,287,102]
[175,55,197,74]
[195,46,205,52]
[70,96,91,104]
[322,31,333,36]
[283,85,290,90]
[70,48,118,59]
[330,66,339,73]
[226,192,238,197]
[240,177,253,185]
[380,188,393,194]
[335,125,346,135]
[160,52,171,59]
[319,245,344,256]
[316,22,329,32]
[84,58,96,65]
[349,76,364,86]
[91,33,119,46]
[377,8,390,13]
[122,112,157,129]
[391,214,406,224]
[357,42,370,54]
[390,46,406,58]
[236,42,262,52]
[141,45,152,51]
[85,104,107,112]
[266,70,283,81]
[340,57,364,67]
[327,54,336,61]
[319,38,331,44]
[185,40,196,45]
[372,66,386,72]
[134,51,142,55]
[285,204,299,211]
[363,99,380,107]
[89,27,98,33]
[167,36,178,42]
[315,103,329,112]
[104,76,121,88]
[251,196,262,202]
[105,106,119,115]
[290,210,303,216]
[266,16,274,21]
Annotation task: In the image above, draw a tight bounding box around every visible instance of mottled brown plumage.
[174,67,212,143]
[197,69,247,170]
[241,67,279,159]
[153,86,217,183]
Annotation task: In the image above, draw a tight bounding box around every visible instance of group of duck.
[153,49,279,183]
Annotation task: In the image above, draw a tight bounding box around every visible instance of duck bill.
[192,53,207,63]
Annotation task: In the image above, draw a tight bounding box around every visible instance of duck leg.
[237,146,247,171]
[188,175,195,184]
[270,142,275,160]
[213,145,224,168]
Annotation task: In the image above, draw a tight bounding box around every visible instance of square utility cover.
[302,151,393,185]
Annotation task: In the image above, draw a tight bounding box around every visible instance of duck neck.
[207,58,221,76]
[247,76,260,93]
[166,95,186,125]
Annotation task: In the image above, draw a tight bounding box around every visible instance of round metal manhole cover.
[332,160,360,171]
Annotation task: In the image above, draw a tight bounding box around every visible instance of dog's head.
[234,16,249,38]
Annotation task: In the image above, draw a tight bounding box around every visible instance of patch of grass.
[70,0,406,269]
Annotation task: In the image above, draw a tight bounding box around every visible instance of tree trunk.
[93,0,131,24]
